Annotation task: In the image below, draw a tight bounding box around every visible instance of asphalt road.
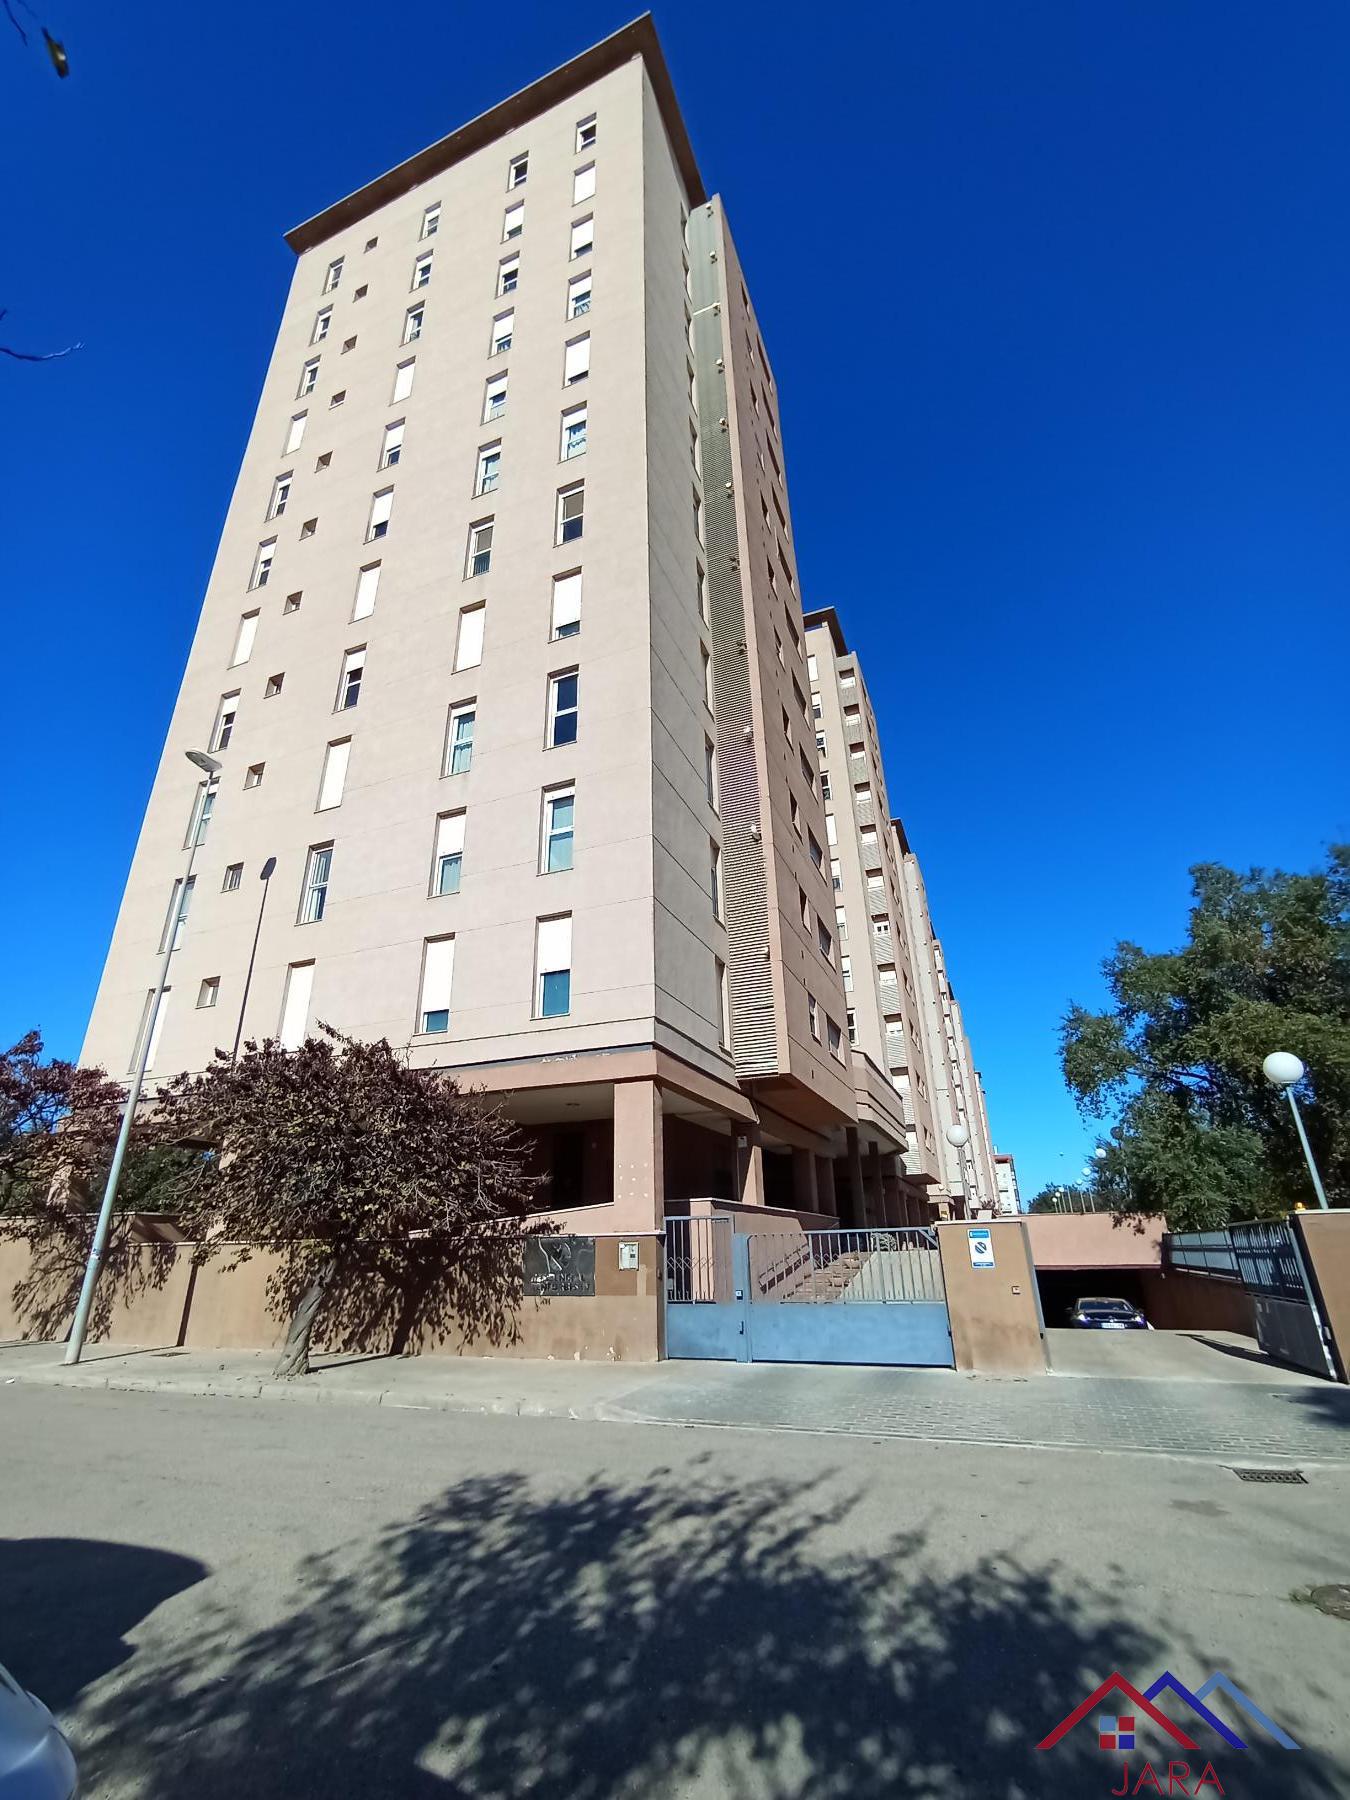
[2,1385,1348,1799]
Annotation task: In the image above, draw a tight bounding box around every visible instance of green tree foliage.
[1027,1185,1089,1214]
[152,1027,546,1377]
[0,1030,124,1213]
[1060,848,1350,1229]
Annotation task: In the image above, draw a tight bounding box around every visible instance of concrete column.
[791,1147,819,1217]
[612,1080,664,1232]
[815,1154,838,1219]
[736,1123,765,1208]
[865,1142,885,1226]
[843,1127,866,1229]
[881,1156,903,1227]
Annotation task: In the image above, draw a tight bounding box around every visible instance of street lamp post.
[64,750,222,1366]
[1263,1052,1330,1211]
[945,1122,972,1217]
[231,855,277,1062]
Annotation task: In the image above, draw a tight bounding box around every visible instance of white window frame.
[323,257,343,293]
[316,738,350,811]
[336,647,365,711]
[250,539,276,589]
[549,570,582,640]
[483,372,508,422]
[230,611,259,667]
[403,305,424,344]
[211,692,239,752]
[311,308,332,345]
[392,357,415,401]
[546,669,579,748]
[380,419,404,469]
[278,964,314,1051]
[444,702,475,776]
[534,915,572,1019]
[466,519,493,579]
[490,309,514,355]
[567,272,592,319]
[569,216,593,260]
[455,604,485,672]
[562,334,590,385]
[541,786,575,874]
[475,443,502,496]
[497,254,519,297]
[572,164,596,206]
[366,488,393,541]
[267,474,292,520]
[285,412,307,453]
[352,562,380,620]
[560,402,587,461]
[556,482,584,544]
[432,812,466,897]
[418,937,455,1034]
[575,114,597,152]
[299,844,333,925]
[508,151,528,189]
[298,359,319,397]
[421,202,440,239]
[412,251,433,291]
[503,201,524,241]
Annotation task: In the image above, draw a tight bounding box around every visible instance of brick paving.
[605,1364,1350,1462]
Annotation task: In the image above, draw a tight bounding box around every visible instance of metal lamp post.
[1263,1052,1330,1211]
[64,750,222,1366]
[945,1122,972,1216]
[231,855,277,1061]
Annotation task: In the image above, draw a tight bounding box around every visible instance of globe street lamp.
[945,1122,973,1217]
[1263,1052,1330,1211]
[65,750,223,1365]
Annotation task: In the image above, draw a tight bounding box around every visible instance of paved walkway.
[4,1337,1348,1463]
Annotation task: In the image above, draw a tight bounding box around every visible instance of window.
[475,443,501,495]
[827,1018,843,1060]
[697,564,709,624]
[800,749,816,788]
[323,257,343,293]
[826,813,839,847]
[701,645,713,710]
[575,114,596,151]
[567,272,591,318]
[693,492,703,543]
[556,482,584,543]
[330,389,345,408]
[799,886,810,930]
[403,305,424,344]
[461,518,492,579]
[315,453,331,471]
[508,152,528,189]
[841,955,853,991]
[211,692,239,752]
[366,489,393,540]
[847,1008,857,1045]
[244,763,265,788]
[421,202,440,239]
[497,254,519,296]
[490,309,514,355]
[710,840,723,920]
[411,252,433,291]
[231,611,259,667]
[250,540,276,589]
[159,875,196,952]
[809,833,824,872]
[782,705,792,743]
[300,845,332,923]
[364,236,378,252]
[704,737,718,810]
[279,962,314,1051]
[352,562,380,619]
[285,413,307,453]
[317,739,350,810]
[835,906,848,941]
[790,794,801,835]
[392,358,415,402]
[299,517,317,539]
[821,773,832,801]
[807,653,819,682]
[337,647,365,710]
[380,420,404,468]
[716,957,729,1048]
[312,308,332,344]
[455,604,485,671]
[550,570,582,639]
[223,863,243,892]
[432,812,465,896]
[134,989,170,1073]
[542,788,575,872]
[570,216,593,260]
[547,670,579,747]
[817,920,833,962]
[264,672,284,698]
[483,372,508,421]
[353,285,367,301]
[445,703,475,775]
[418,938,455,1034]
[815,731,827,755]
[535,915,572,1017]
[185,782,215,848]
[298,360,319,397]
[572,164,595,205]
[503,201,524,240]
[563,335,590,385]
[808,994,820,1041]
[560,403,587,459]
[341,335,356,354]
[830,857,842,891]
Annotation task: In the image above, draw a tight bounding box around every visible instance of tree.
[152,1027,546,1378]
[0,1030,123,1213]
[1060,848,1350,1230]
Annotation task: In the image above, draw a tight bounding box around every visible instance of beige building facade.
[82,19,1001,1235]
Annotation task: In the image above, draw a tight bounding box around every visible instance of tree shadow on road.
[0,1537,206,1712]
[56,1466,1347,1799]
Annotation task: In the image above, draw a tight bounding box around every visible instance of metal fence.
[1165,1222,1308,1301]
[748,1228,944,1305]
[665,1216,733,1304]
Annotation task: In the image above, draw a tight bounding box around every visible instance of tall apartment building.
[805,610,1002,1221]
[82,18,941,1237]
[994,1152,1022,1217]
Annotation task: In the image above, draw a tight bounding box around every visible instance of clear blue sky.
[3,2,1347,1203]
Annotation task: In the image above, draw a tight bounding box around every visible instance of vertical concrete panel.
[1294,1211,1350,1382]
[612,1079,663,1232]
[937,1220,1046,1374]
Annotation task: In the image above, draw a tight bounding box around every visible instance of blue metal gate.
[664,1217,953,1367]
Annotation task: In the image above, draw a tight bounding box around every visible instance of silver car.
[0,1663,76,1799]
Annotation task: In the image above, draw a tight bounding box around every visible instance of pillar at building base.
[736,1124,765,1208]
[791,1147,819,1216]
[612,1079,664,1232]
[815,1154,838,1219]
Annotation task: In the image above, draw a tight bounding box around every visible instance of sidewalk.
[4,1338,1349,1462]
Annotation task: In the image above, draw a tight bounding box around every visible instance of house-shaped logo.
[1039,1670,1301,1753]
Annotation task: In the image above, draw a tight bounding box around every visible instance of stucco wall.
[1024,1212,1165,1270]
[936,1220,1046,1374]
[1295,1210,1350,1382]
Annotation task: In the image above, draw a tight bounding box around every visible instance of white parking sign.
[967,1227,995,1270]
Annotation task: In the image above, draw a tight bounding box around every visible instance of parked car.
[0,1662,76,1799]
[1068,1296,1151,1330]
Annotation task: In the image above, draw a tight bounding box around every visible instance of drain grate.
[1231,1467,1307,1484]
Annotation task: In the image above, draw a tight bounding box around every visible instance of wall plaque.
[524,1236,596,1297]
